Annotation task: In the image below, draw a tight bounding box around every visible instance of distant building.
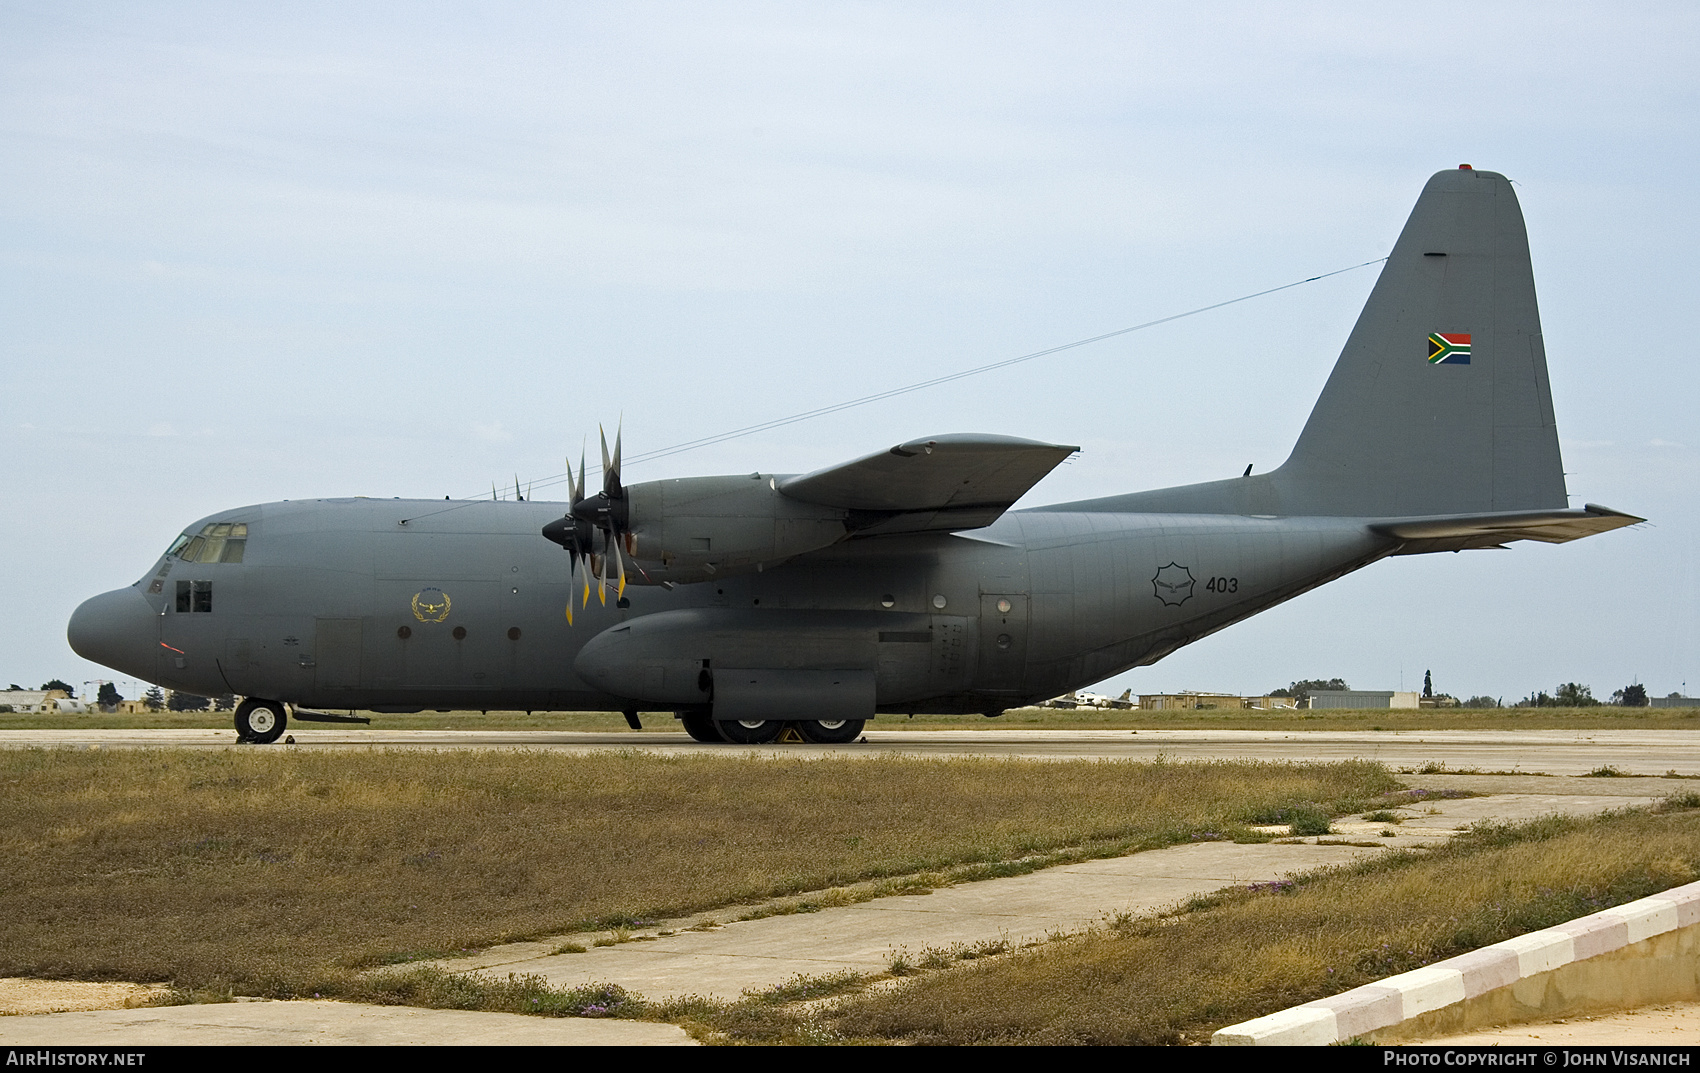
[1138,692,1298,711]
[1650,695,1700,709]
[1307,690,1421,709]
[1139,692,1239,710]
[0,689,151,715]
[0,689,70,713]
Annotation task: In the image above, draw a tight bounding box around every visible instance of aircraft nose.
[68,587,159,678]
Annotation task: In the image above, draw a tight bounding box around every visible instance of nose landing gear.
[234,698,288,745]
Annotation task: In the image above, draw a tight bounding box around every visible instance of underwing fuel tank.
[573,607,962,719]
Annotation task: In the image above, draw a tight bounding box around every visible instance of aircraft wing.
[1374,503,1644,554]
[778,433,1078,534]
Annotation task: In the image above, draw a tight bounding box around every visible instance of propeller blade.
[557,424,631,616]
[596,534,609,605]
[564,545,577,624]
[613,537,627,601]
[609,420,622,492]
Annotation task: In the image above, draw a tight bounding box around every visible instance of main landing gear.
[716,718,784,744]
[673,710,865,744]
[795,718,865,744]
[678,710,722,743]
[234,698,288,745]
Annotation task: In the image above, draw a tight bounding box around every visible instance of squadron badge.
[1152,563,1196,607]
[411,587,452,623]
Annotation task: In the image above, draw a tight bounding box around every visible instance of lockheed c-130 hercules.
[68,167,1641,744]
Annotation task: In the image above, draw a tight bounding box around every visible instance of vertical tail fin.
[1075,167,1570,519]
[1277,166,1566,516]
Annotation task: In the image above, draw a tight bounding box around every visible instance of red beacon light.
[1458,164,1473,170]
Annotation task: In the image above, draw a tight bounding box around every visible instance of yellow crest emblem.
[411,587,451,623]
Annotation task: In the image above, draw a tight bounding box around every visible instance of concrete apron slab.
[0,1000,695,1046]
[462,841,1391,1001]
[423,790,1664,1003]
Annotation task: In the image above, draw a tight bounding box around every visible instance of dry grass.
[828,801,1700,1045]
[0,749,1395,993]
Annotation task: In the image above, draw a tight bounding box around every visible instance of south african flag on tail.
[1428,332,1471,364]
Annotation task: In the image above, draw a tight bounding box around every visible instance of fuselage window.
[175,580,212,613]
[173,522,248,564]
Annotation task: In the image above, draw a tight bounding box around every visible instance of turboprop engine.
[542,426,1080,621]
[621,474,851,583]
[539,426,858,620]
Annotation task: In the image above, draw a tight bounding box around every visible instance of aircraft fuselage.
[75,494,1395,716]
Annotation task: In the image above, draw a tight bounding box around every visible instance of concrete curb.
[1212,880,1700,1045]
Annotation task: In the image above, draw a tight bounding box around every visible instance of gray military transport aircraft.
[68,167,1641,745]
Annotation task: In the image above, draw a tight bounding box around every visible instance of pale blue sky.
[5,3,1696,702]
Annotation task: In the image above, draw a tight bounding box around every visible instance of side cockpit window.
[172,523,248,564]
[175,580,213,613]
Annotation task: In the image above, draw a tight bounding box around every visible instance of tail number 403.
[1205,576,1239,594]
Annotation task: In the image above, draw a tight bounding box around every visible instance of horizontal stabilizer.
[779,434,1077,528]
[1375,503,1643,554]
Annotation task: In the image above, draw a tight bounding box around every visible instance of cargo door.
[315,618,364,696]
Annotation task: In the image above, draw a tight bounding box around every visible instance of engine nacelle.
[623,474,849,584]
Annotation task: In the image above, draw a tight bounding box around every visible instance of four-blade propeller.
[541,425,633,624]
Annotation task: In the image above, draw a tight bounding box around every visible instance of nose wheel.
[234,699,288,745]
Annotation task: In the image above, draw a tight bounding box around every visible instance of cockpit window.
[172,523,248,564]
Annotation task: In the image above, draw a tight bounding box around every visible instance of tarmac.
[0,999,695,1045]
[0,769,1673,1046]
[6,726,1700,777]
[1424,1002,1700,1045]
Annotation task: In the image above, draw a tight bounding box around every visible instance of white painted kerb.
[1213,879,1700,1045]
